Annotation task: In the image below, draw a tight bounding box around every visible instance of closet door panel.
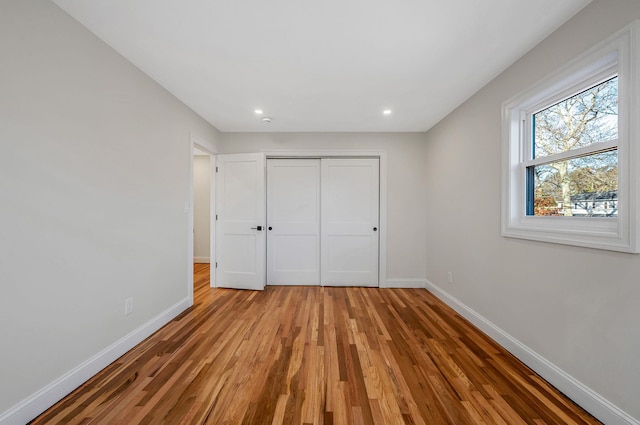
[322,159,379,287]
[266,159,321,285]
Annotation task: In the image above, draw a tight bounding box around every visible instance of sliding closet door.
[266,159,321,285]
[321,159,379,287]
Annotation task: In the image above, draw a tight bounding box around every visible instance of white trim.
[261,149,388,287]
[501,21,640,253]
[188,140,195,304]
[194,257,210,264]
[0,298,190,425]
[382,278,427,289]
[523,138,617,168]
[209,155,216,288]
[424,280,640,425]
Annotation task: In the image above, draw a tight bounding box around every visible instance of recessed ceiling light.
[261,117,272,123]
[254,109,263,115]
[383,109,392,115]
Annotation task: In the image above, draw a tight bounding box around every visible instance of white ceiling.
[52,0,591,133]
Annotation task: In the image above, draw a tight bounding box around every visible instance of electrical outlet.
[447,272,453,284]
[124,297,134,315]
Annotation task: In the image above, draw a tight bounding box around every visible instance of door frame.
[188,133,217,306]
[263,150,387,288]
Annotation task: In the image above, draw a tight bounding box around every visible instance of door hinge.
[215,262,218,268]
[215,166,218,173]
[215,214,218,220]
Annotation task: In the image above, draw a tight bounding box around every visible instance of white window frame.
[501,21,640,253]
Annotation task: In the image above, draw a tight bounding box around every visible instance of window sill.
[502,217,637,253]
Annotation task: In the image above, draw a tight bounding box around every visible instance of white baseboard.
[194,257,210,264]
[0,298,191,425]
[424,279,639,425]
[382,278,427,288]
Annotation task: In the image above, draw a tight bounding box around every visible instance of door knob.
[251,225,263,231]
[268,226,273,230]
[373,227,378,231]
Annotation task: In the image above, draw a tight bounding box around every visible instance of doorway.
[188,135,216,306]
[193,150,212,265]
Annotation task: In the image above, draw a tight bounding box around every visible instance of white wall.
[218,133,428,284]
[422,0,640,422]
[0,0,221,421]
[193,155,211,262]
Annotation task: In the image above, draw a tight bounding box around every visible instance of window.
[502,22,640,253]
[529,77,618,218]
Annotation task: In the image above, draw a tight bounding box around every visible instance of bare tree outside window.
[530,77,618,217]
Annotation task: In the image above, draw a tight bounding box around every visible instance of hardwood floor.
[31,264,600,424]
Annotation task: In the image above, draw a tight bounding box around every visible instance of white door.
[266,159,320,285]
[321,158,379,287]
[215,153,266,290]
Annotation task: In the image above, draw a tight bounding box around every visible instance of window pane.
[533,77,618,159]
[529,150,617,217]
